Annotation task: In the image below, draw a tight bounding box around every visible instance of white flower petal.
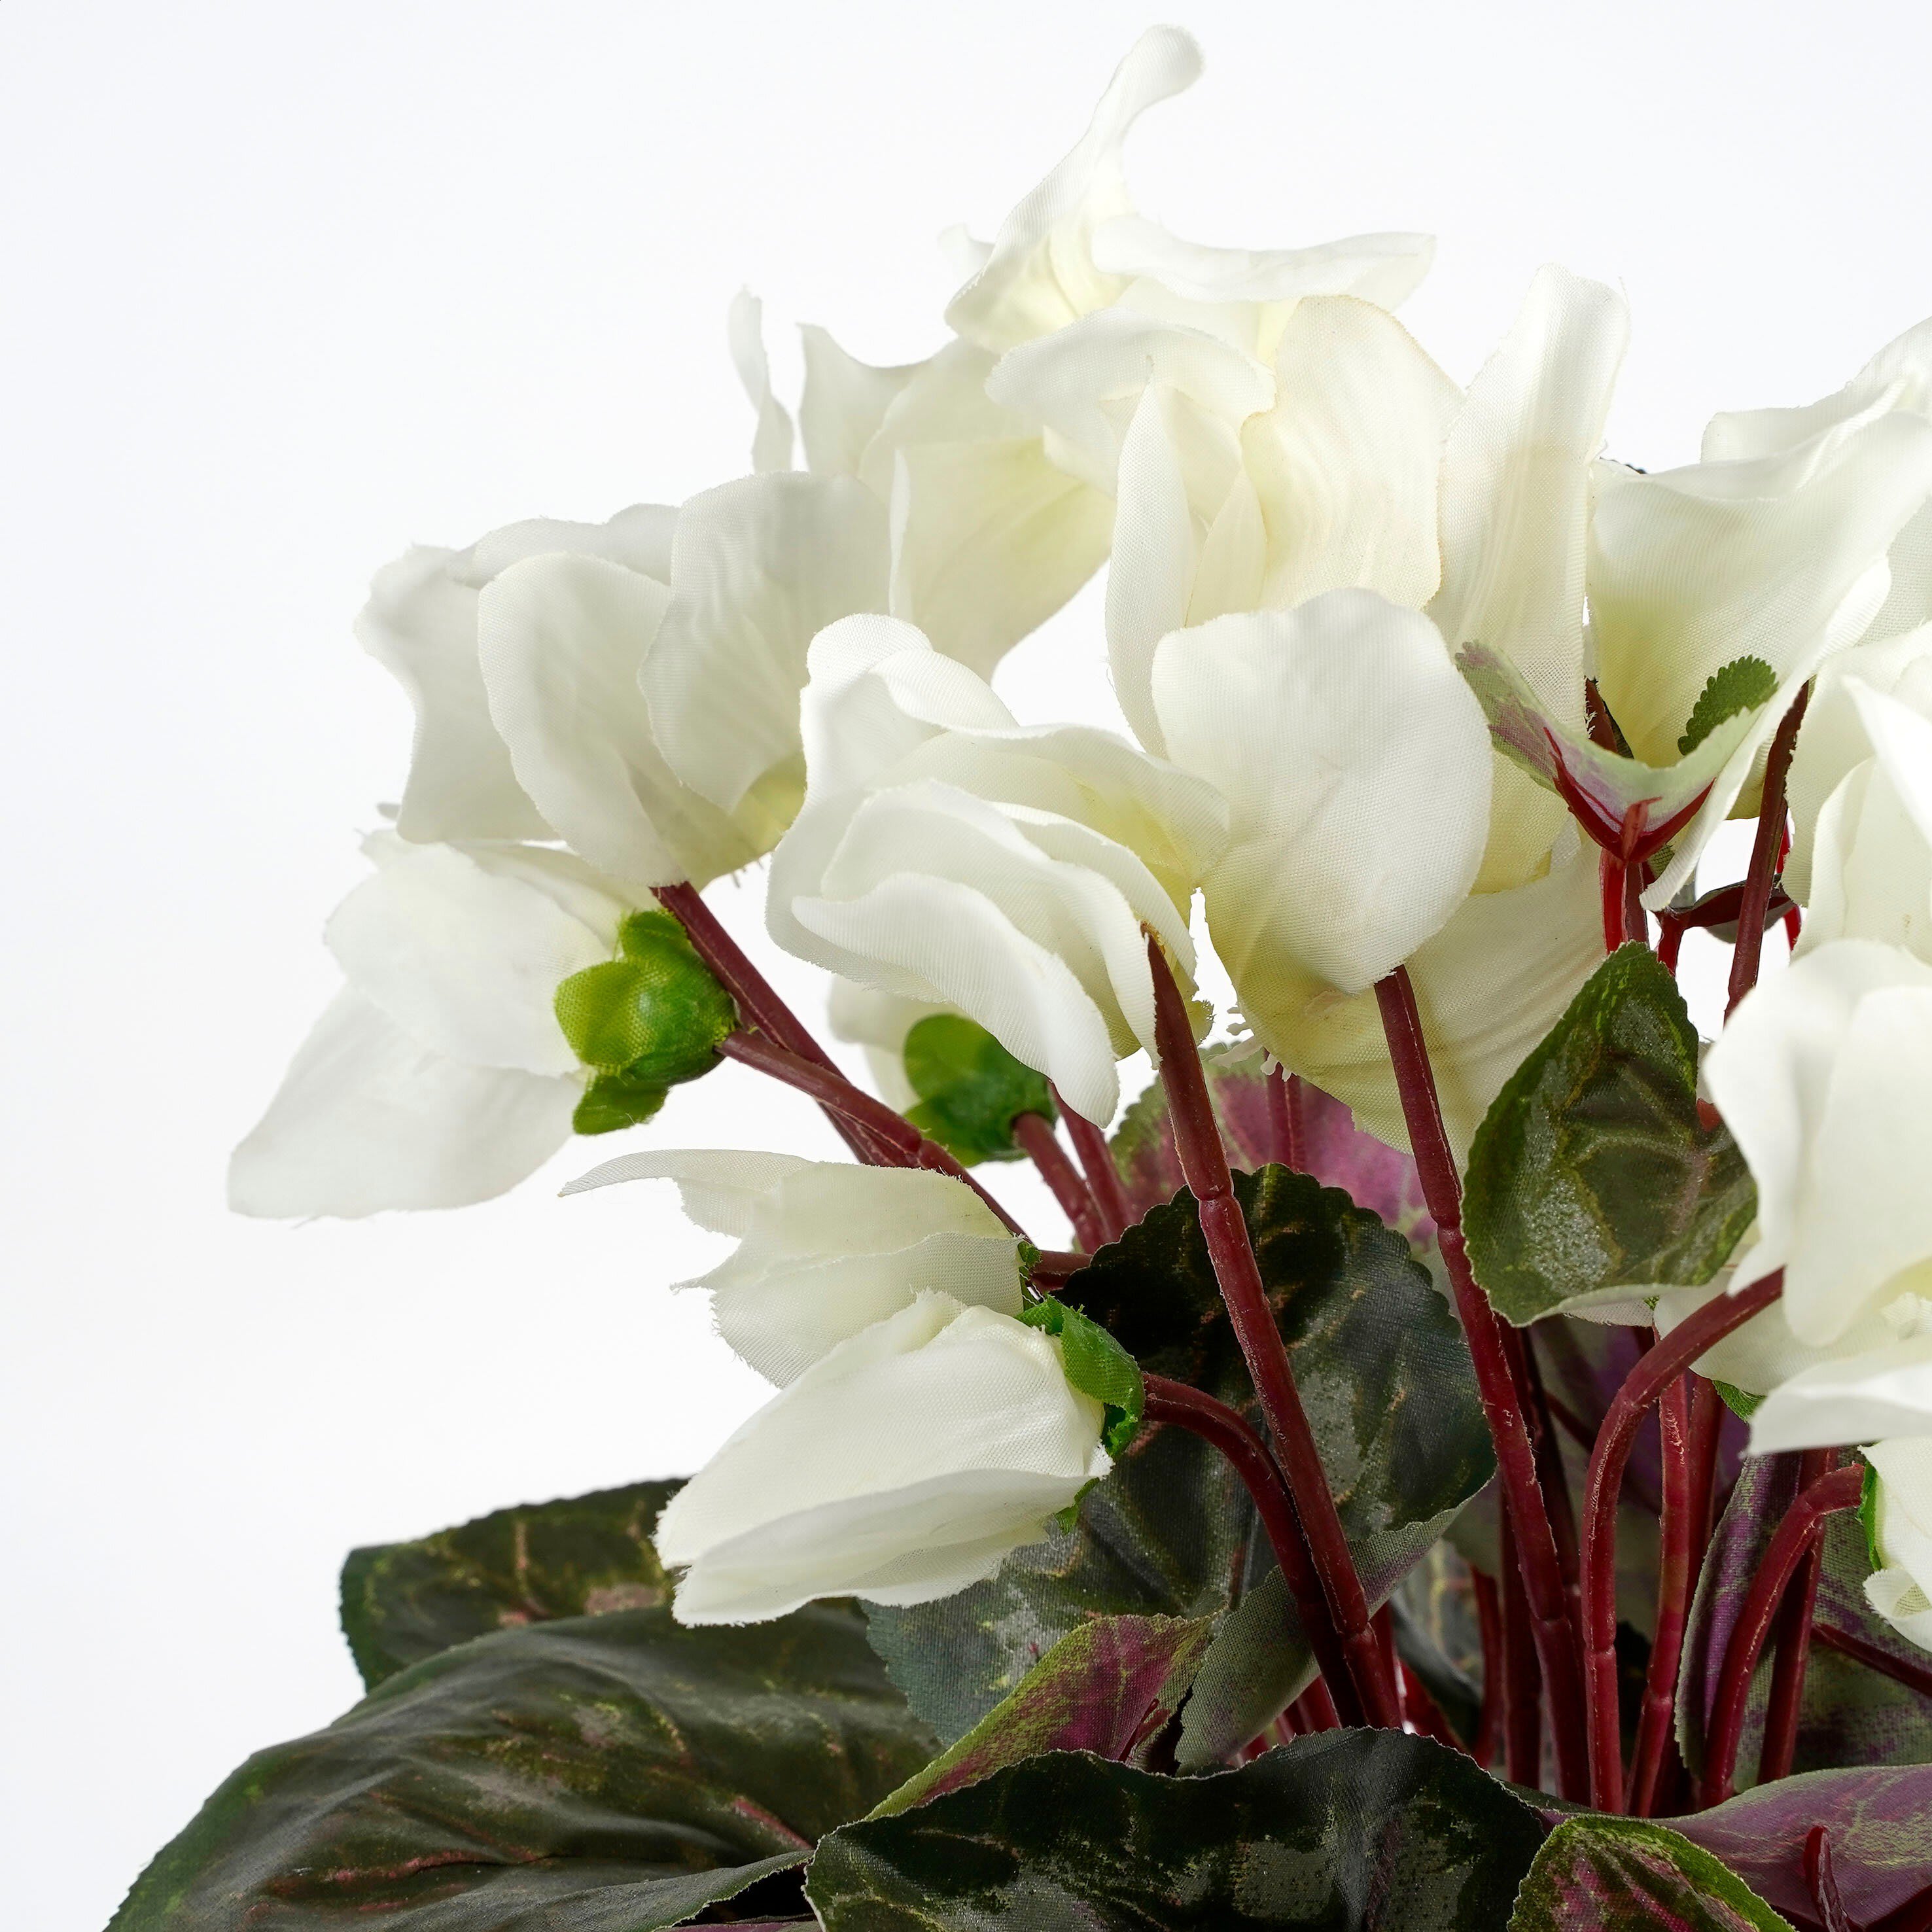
[477,552,771,888]
[945,27,1203,353]
[558,1148,811,1226]
[228,988,578,1218]
[1154,590,1491,996]
[798,324,924,479]
[644,473,890,815]
[325,840,619,1075]
[1091,213,1433,313]
[1750,1334,1932,1452]
[728,289,796,474]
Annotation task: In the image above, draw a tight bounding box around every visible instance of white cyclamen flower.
[230,838,631,1216]
[1863,1437,1932,1653]
[561,1151,1023,1384]
[654,1292,1111,1624]
[767,614,1228,1125]
[1703,938,1932,1348]
[364,504,777,888]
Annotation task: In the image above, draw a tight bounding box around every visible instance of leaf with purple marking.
[1509,1816,1794,1929]
[869,1612,1213,1815]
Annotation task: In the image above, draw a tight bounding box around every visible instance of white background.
[3,2,1929,1922]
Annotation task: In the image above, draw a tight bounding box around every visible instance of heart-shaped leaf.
[111,1605,936,1931]
[870,1613,1213,1816]
[865,1168,1492,1751]
[1509,1816,1794,1929]
[1464,944,1756,1324]
[808,1732,1547,1929]
[340,1479,680,1687]
[1674,1766,1932,1926]
[1110,1047,1433,1244]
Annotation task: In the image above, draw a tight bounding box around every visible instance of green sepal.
[1677,655,1778,756]
[1021,1295,1144,1456]
[1712,1379,1763,1421]
[572,1066,669,1136]
[902,1013,1054,1165]
[1860,1453,1885,1573]
[553,915,735,1082]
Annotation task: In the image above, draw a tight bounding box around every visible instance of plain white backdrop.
[4,1,1929,1922]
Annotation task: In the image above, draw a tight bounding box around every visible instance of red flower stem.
[1027,1248,1089,1291]
[654,882,886,1166]
[1686,1375,1726,1567]
[1471,1566,1504,1768]
[1600,854,1627,955]
[1148,938,1401,1730]
[1373,964,1589,1798]
[1811,1620,1932,1700]
[1267,1064,1308,1171]
[1758,1446,1839,1785]
[716,1031,1028,1240]
[1140,1373,1356,1729]
[1011,1112,1106,1251]
[1291,1679,1341,1732]
[1623,854,1651,945]
[1498,1513,1545,1787]
[1399,1657,1465,1753]
[1053,1089,1133,1242]
[1700,1460,1863,1805]
[1580,1276,1785,1809]
[1511,1326,1581,1607]
[1627,1375,1694,1816]
[1805,1826,1855,1932]
[1726,686,1810,1017]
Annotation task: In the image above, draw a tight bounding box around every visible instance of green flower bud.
[902,1013,1055,1166]
[553,909,737,1086]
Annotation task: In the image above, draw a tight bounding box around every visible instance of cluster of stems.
[656,685,1931,1819]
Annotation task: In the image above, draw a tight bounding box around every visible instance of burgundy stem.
[1140,1373,1355,1729]
[1148,938,1401,1730]
[1399,1657,1464,1753]
[1804,1826,1854,1932]
[1685,1375,1727,1575]
[1580,1274,1787,1811]
[1012,1112,1106,1252]
[1028,1248,1089,1291]
[1758,1447,1838,1786]
[1052,1090,1134,1244]
[1471,1566,1504,1769]
[1267,1064,1308,1171]
[1811,1620,1932,1700]
[1628,1375,1694,1816]
[654,881,886,1166]
[716,1031,1028,1240]
[1373,964,1588,1798]
[1700,1461,1863,1806]
[1498,1513,1545,1787]
[1513,1327,1581,1610]
[1291,1679,1342,1733]
[1726,686,1810,1017]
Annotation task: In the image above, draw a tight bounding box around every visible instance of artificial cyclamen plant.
[123,25,1932,1932]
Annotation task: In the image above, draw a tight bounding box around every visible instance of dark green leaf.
[1676,1765,1932,1925]
[1464,944,1756,1324]
[871,1613,1213,1817]
[1679,656,1778,756]
[112,1605,937,1931]
[1019,1294,1144,1454]
[341,1480,681,1688]
[866,1169,1492,1751]
[901,1013,1054,1165]
[1510,1816,1793,1929]
[553,915,735,1082]
[573,1065,670,1135]
[808,1732,1547,1929]
[1677,1456,1932,1783]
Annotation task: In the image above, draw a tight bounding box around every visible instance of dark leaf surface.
[1677,1458,1932,1783]
[866,1168,1491,1746]
[111,1605,936,1931]
[1509,1816,1793,1930]
[341,1479,681,1687]
[1464,945,1755,1324]
[871,1613,1212,1816]
[1675,1765,1932,1925]
[808,1732,1547,1930]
